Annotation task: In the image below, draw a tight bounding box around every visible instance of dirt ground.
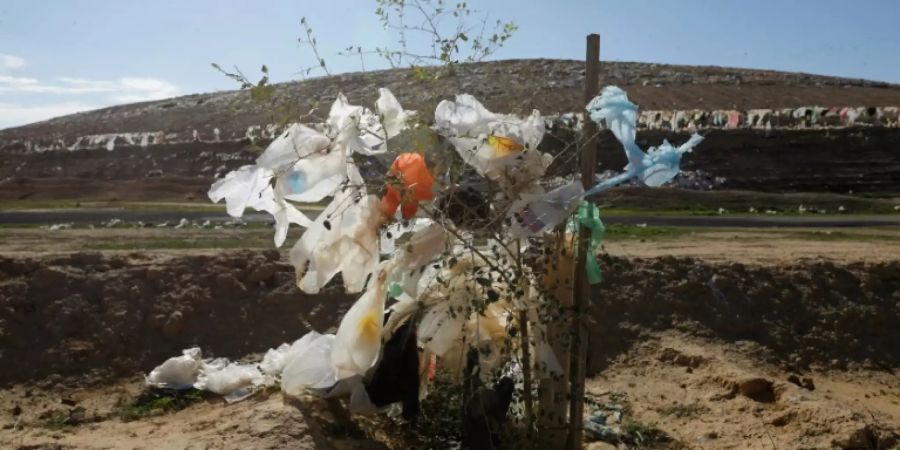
[588,331,900,449]
[0,233,898,449]
[2,225,900,264]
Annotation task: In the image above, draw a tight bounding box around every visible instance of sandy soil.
[0,239,898,449]
[587,331,899,449]
[0,381,387,450]
[603,229,900,264]
[2,226,900,264]
[1,332,896,449]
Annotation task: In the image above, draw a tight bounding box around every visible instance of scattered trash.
[172,86,703,425]
[47,223,73,231]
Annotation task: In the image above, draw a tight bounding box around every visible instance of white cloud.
[0,59,180,127]
[0,101,100,130]
[111,77,180,102]
[0,75,179,99]
[0,54,26,70]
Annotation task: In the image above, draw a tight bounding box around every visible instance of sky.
[1,0,898,129]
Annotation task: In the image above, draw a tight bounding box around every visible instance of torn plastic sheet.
[289,189,385,294]
[195,359,267,403]
[584,86,703,196]
[508,180,585,238]
[385,222,452,299]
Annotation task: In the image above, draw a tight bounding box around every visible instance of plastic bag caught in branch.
[381,153,436,220]
[434,94,550,190]
[376,88,414,141]
[384,221,452,301]
[255,123,332,171]
[584,86,703,196]
[331,265,390,379]
[508,180,585,238]
[209,89,412,248]
[290,189,385,294]
[208,165,311,247]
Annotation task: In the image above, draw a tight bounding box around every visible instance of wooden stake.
[567,33,600,450]
[537,232,575,447]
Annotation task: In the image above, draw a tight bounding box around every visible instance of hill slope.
[1,59,899,200]
[2,59,900,140]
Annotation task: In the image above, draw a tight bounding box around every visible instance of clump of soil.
[1,251,897,386]
[0,251,355,386]
[589,254,900,374]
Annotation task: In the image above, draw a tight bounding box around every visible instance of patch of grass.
[619,418,681,448]
[0,200,221,212]
[118,388,212,421]
[0,223,44,229]
[603,224,695,241]
[416,377,464,449]
[41,411,75,430]
[601,208,721,217]
[658,402,710,419]
[86,237,271,251]
[596,187,900,215]
[787,230,900,242]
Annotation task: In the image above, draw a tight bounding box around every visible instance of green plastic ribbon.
[576,201,605,284]
[388,281,404,298]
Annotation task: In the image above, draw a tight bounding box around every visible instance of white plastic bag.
[145,347,202,389]
[435,94,550,190]
[195,361,265,403]
[331,268,389,379]
[290,190,384,293]
[281,332,338,395]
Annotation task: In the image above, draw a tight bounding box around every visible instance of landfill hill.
[1,58,900,201]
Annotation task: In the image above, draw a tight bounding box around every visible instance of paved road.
[1,209,899,228]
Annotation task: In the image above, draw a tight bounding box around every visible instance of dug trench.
[0,251,898,448]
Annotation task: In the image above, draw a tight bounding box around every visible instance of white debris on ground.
[45,223,73,231]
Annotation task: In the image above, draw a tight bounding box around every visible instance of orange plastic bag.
[381,153,435,219]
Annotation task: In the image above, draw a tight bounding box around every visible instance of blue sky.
[1,0,898,129]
